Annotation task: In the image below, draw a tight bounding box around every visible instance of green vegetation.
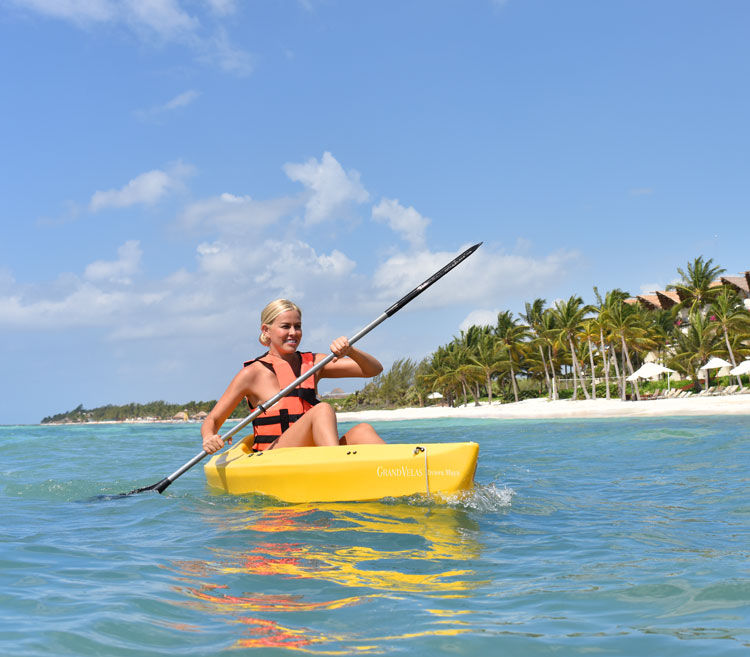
[338,256,750,409]
[41,400,244,424]
[42,256,750,422]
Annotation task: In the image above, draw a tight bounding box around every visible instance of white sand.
[336,393,750,423]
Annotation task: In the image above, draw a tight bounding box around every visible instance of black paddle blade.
[84,477,170,501]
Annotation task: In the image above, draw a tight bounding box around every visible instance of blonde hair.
[259,299,302,346]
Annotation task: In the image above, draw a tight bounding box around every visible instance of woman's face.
[263,310,302,355]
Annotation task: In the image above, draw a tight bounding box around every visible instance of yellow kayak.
[204,441,479,503]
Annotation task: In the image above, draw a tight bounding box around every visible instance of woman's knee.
[310,402,336,422]
[342,422,385,445]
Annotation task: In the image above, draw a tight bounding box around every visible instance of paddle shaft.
[142,242,482,494]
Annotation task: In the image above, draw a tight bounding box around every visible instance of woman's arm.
[317,337,383,380]
[201,368,254,453]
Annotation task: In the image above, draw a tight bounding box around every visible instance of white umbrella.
[730,360,750,376]
[698,356,733,389]
[699,357,732,371]
[427,392,443,399]
[626,362,675,381]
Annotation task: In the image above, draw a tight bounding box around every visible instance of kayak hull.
[204,442,479,503]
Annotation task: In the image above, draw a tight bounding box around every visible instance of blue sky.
[1,0,749,424]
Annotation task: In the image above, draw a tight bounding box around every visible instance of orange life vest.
[243,352,319,451]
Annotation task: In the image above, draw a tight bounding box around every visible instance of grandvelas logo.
[376,465,423,478]
[376,466,461,478]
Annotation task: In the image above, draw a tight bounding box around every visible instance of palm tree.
[593,287,630,399]
[421,345,462,407]
[540,309,561,399]
[577,319,600,399]
[521,298,552,394]
[669,311,723,385]
[601,301,653,401]
[708,289,750,388]
[467,329,504,405]
[493,311,531,403]
[667,256,726,314]
[550,296,592,400]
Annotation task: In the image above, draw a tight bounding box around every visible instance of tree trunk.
[539,345,551,392]
[611,347,622,398]
[568,336,591,400]
[485,372,494,404]
[621,335,641,401]
[567,337,579,399]
[723,326,743,389]
[587,338,597,399]
[510,361,520,403]
[547,345,559,400]
[600,329,611,399]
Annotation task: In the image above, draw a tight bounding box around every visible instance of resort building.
[627,270,750,313]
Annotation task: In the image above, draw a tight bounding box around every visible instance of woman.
[202,299,385,454]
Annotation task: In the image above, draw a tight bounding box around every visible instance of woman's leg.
[340,422,385,445]
[274,403,340,448]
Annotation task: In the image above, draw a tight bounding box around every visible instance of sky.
[1,0,749,424]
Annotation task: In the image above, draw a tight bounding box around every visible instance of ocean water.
[1,416,749,656]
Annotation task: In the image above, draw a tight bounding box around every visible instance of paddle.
[116,242,482,497]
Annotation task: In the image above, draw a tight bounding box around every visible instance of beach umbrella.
[698,356,733,388]
[626,362,676,390]
[626,362,675,381]
[699,357,732,371]
[729,360,750,376]
[427,392,444,405]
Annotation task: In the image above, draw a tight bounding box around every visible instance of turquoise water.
[2,416,749,655]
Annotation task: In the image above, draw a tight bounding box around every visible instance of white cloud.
[10,0,196,36]
[9,0,252,75]
[10,0,115,24]
[283,152,370,225]
[164,89,200,109]
[89,162,192,212]
[84,240,142,284]
[372,198,429,248]
[200,26,254,76]
[252,240,356,299]
[136,89,200,120]
[638,282,663,295]
[179,193,298,235]
[459,309,498,332]
[124,0,197,38]
[371,245,580,310]
[204,0,237,16]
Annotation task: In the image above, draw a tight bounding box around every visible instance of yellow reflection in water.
[173,501,482,652]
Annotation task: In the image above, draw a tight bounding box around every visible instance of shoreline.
[336,394,750,423]
[33,393,750,427]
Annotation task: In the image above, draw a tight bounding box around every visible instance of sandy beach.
[337,393,750,423]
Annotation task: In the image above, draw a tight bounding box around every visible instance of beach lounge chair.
[722,385,739,395]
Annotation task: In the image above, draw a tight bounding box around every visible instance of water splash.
[441,482,515,511]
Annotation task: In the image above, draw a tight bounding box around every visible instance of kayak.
[204,441,479,503]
